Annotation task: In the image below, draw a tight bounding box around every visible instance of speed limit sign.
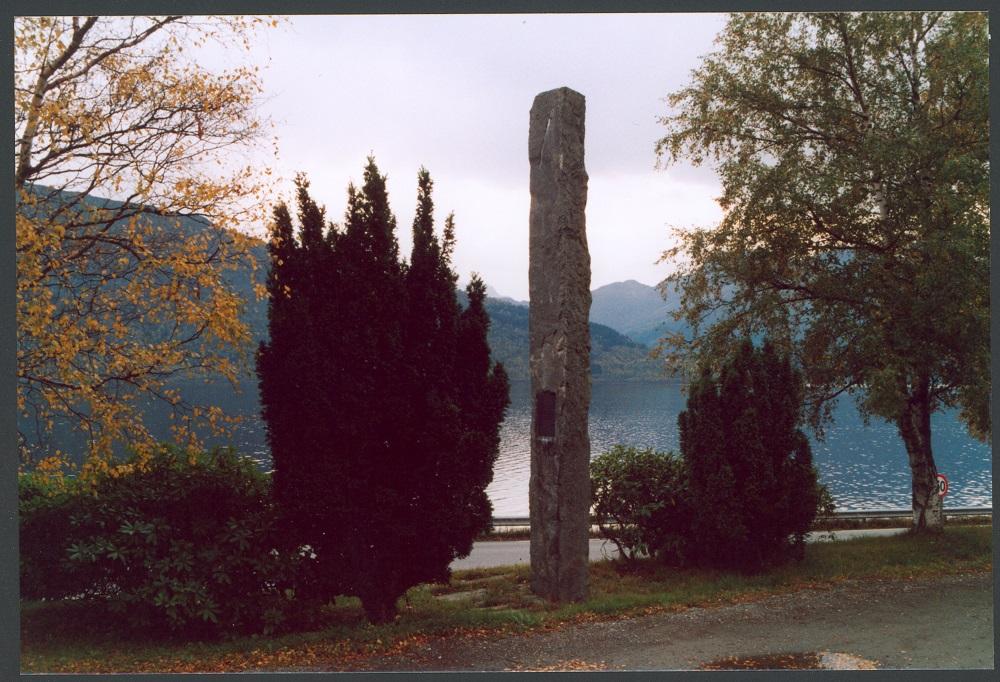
[935,473,949,498]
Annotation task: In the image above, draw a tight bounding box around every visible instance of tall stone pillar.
[528,87,591,602]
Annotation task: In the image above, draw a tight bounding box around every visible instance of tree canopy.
[15,16,277,475]
[657,12,988,529]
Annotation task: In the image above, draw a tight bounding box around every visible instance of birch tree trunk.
[898,374,943,531]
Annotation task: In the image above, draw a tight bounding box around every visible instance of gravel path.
[335,571,993,671]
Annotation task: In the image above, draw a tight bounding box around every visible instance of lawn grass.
[21,524,992,673]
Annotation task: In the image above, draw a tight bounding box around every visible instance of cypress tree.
[345,169,509,623]
[454,276,511,542]
[402,171,462,546]
[257,201,298,510]
[258,177,345,600]
[678,339,819,571]
[340,160,411,622]
[293,176,339,554]
[260,160,508,623]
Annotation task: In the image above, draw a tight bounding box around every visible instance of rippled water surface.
[483,380,992,517]
[213,379,991,517]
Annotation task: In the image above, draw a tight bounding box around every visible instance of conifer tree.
[258,160,509,623]
[455,277,511,540]
[679,339,818,571]
[257,201,298,508]
[258,177,341,598]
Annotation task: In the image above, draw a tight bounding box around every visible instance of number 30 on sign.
[935,473,949,498]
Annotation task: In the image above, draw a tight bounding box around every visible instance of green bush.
[19,445,319,636]
[590,446,691,563]
[20,471,103,601]
[593,341,828,572]
[679,339,821,571]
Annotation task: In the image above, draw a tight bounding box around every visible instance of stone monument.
[528,87,591,602]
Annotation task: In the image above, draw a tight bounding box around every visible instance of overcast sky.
[243,13,728,300]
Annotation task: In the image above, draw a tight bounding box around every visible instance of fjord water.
[484,380,992,517]
[139,378,991,517]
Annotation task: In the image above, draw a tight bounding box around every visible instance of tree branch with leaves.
[15,15,280,476]
[657,11,988,530]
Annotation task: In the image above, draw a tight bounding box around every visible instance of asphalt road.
[452,528,910,570]
[352,571,994,671]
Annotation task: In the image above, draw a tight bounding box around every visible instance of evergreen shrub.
[679,339,820,570]
[19,469,99,600]
[592,340,829,572]
[19,446,317,636]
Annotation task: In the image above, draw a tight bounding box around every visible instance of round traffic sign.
[935,473,948,498]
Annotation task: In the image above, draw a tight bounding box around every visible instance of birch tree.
[15,16,277,476]
[657,12,988,530]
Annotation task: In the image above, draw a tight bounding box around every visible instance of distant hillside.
[26,188,662,384]
[483,279,691,350]
[590,279,686,347]
[20,184,270,346]
[458,291,661,381]
[23,189,674,458]
[229,270,660,381]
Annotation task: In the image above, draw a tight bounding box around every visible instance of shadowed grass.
[22,525,991,673]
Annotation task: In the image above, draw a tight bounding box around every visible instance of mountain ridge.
[589,279,684,347]
[481,279,686,350]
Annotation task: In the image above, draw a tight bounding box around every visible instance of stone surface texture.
[527,87,591,603]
